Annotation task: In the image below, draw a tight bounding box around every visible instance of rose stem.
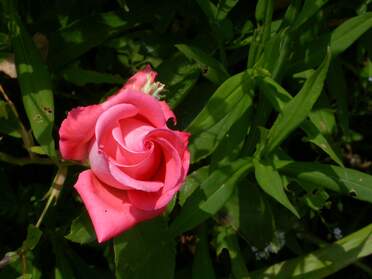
[35,166,68,228]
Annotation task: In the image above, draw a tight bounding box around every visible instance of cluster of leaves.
[0,0,371,278]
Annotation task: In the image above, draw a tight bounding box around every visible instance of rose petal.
[109,162,163,192]
[145,129,189,156]
[95,104,138,148]
[159,101,176,124]
[89,141,164,192]
[127,137,184,210]
[74,170,163,243]
[59,104,103,161]
[118,118,153,153]
[103,91,166,128]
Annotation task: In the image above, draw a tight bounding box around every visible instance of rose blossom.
[59,66,190,242]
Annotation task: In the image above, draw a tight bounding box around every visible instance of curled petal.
[74,170,163,243]
[59,104,103,161]
[159,101,176,124]
[90,141,164,192]
[95,104,138,147]
[127,137,184,210]
[103,91,166,128]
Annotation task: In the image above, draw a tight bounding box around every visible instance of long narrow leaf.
[249,223,372,278]
[263,49,331,155]
[276,160,372,204]
[6,3,56,157]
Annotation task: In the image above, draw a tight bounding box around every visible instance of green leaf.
[196,0,218,20]
[21,225,42,251]
[192,225,216,279]
[0,100,21,138]
[330,12,372,57]
[157,54,200,108]
[62,64,124,86]
[275,160,372,204]
[257,75,343,166]
[179,166,209,206]
[224,180,275,249]
[291,12,372,71]
[7,5,56,157]
[175,44,229,84]
[51,236,77,279]
[263,49,331,155]
[187,71,254,163]
[65,212,96,244]
[170,158,252,236]
[211,108,251,169]
[213,226,249,278]
[327,59,351,140]
[293,0,330,29]
[254,159,300,218]
[48,12,137,70]
[249,223,372,278]
[114,218,175,279]
[215,0,239,21]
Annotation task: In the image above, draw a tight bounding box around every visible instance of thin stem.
[35,166,68,228]
[0,84,35,158]
[0,151,54,166]
[0,151,79,167]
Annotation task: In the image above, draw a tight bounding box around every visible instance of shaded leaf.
[293,0,330,29]
[170,158,252,236]
[249,223,372,278]
[263,50,331,155]
[258,75,343,165]
[21,225,42,251]
[224,180,275,249]
[276,160,372,204]
[6,3,56,157]
[0,100,21,137]
[114,218,175,279]
[192,225,216,279]
[175,44,229,84]
[65,211,96,244]
[254,159,300,218]
[187,71,254,163]
[179,166,209,206]
[62,64,124,86]
[48,12,137,70]
[157,54,200,108]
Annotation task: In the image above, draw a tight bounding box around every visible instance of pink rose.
[59,66,190,242]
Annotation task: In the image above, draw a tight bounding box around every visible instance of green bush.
[0,0,371,278]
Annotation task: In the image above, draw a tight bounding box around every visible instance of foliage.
[0,0,371,278]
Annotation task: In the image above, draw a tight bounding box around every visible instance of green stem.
[0,151,78,166]
[35,166,68,228]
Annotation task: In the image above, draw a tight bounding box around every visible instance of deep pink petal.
[89,141,132,190]
[59,104,103,161]
[90,140,163,192]
[103,91,166,128]
[109,163,163,192]
[159,101,176,124]
[127,137,183,210]
[95,104,138,148]
[74,170,163,243]
[117,118,153,152]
